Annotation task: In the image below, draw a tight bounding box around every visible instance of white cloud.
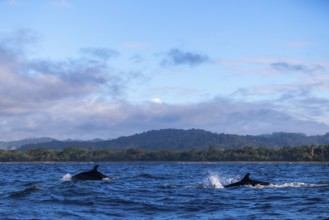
[150,98,163,104]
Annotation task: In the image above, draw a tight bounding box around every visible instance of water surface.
[0,162,328,219]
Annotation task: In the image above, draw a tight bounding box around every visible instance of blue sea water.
[0,162,328,219]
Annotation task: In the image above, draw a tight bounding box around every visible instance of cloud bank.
[0,30,328,140]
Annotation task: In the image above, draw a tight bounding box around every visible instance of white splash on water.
[209,175,224,188]
[61,173,72,181]
[205,172,224,188]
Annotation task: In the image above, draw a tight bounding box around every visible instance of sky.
[0,0,329,141]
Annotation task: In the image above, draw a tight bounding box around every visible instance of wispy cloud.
[271,62,324,73]
[50,0,72,8]
[80,47,119,61]
[0,28,40,54]
[288,40,313,48]
[161,48,210,67]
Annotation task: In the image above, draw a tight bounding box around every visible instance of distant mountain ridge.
[14,129,329,151]
[0,137,55,150]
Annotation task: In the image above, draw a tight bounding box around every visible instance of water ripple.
[0,162,328,219]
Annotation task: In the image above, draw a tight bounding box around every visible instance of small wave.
[8,186,41,198]
[135,173,168,180]
[61,173,72,181]
[139,173,155,179]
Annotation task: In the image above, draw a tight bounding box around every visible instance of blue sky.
[0,0,329,140]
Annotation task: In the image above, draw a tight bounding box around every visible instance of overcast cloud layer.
[0,1,329,140]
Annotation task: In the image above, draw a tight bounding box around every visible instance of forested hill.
[17,129,329,151]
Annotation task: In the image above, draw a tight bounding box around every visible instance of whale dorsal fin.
[242,173,250,181]
[92,165,99,172]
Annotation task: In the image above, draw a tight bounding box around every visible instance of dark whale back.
[224,173,270,188]
[72,165,108,180]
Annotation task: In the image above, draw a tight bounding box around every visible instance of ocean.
[0,162,328,219]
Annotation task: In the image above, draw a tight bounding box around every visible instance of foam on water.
[272,182,328,188]
[221,182,328,189]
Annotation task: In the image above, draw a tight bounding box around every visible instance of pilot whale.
[224,173,270,188]
[72,165,109,180]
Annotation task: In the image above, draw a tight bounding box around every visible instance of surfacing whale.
[224,173,270,188]
[72,165,109,180]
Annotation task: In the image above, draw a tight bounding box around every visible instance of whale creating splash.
[72,165,109,180]
[224,173,270,188]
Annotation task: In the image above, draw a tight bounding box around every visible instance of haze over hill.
[0,137,55,150]
[8,129,329,151]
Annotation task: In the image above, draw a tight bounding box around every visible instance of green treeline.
[1,145,329,162]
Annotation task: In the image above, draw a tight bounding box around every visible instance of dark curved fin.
[92,165,99,171]
[242,173,250,181]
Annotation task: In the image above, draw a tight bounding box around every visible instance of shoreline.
[0,161,328,164]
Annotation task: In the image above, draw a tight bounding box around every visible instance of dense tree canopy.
[1,145,329,162]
